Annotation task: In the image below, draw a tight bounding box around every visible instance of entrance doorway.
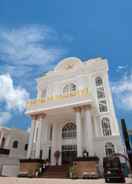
[62,145,77,164]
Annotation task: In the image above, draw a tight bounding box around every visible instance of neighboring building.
[128,130,132,149]
[26,57,124,166]
[0,127,29,176]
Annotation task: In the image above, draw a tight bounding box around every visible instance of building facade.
[26,57,123,166]
[0,127,29,176]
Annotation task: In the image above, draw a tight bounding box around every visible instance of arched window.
[1,137,5,148]
[12,140,18,148]
[70,83,76,91]
[62,122,76,139]
[63,83,76,95]
[102,118,112,136]
[95,77,103,87]
[105,142,115,157]
[63,84,69,94]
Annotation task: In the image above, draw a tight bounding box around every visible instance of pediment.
[55,57,82,72]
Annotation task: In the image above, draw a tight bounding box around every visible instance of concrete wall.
[0,128,29,176]
[2,165,19,177]
[0,156,20,176]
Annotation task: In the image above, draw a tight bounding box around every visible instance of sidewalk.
[0,178,131,184]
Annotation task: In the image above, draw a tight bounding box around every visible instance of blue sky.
[0,0,132,130]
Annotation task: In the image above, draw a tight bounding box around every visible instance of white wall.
[0,128,29,176]
[2,165,19,177]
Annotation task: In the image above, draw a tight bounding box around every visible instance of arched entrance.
[61,122,77,164]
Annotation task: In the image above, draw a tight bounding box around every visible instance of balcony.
[26,88,93,114]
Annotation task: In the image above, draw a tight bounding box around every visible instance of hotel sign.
[26,88,90,108]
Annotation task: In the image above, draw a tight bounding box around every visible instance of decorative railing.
[26,88,91,108]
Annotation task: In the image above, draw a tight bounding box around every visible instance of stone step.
[40,165,69,178]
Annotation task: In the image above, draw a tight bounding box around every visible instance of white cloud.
[0,73,29,111]
[116,65,128,72]
[0,25,64,67]
[0,112,11,126]
[6,65,33,78]
[112,73,132,110]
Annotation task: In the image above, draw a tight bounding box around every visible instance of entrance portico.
[27,103,94,165]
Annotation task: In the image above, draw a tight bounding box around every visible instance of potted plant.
[54,150,60,165]
[69,165,78,179]
[69,165,74,178]
[83,150,89,158]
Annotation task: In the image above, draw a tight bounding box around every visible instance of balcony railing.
[26,88,91,109]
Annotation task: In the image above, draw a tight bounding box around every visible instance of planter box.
[73,159,99,178]
[19,159,44,177]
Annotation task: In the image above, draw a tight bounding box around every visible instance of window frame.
[62,122,76,139]
[95,76,109,113]
[24,144,28,151]
[12,140,19,149]
[95,77,103,87]
[63,83,76,96]
[99,100,108,112]
[102,117,112,136]
[105,142,115,157]
[97,87,105,99]
[1,137,6,148]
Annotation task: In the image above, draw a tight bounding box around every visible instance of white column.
[41,118,49,160]
[27,115,36,159]
[51,123,58,165]
[83,105,94,156]
[57,125,62,165]
[35,114,46,159]
[74,107,83,157]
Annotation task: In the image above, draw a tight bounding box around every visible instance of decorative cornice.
[37,57,108,83]
[73,106,82,112]
[31,113,46,120]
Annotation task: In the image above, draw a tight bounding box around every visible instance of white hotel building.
[26,57,123,165]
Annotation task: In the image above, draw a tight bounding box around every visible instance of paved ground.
[0,178,131,184]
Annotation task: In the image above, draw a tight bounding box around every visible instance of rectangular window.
[97,87,105,99]
[99,100,108,112]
